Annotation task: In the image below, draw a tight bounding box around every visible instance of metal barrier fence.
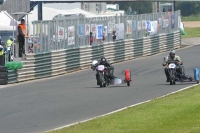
[29,10,180,54]
[8,31,181,83]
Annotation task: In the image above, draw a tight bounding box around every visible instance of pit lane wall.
[8,31,181,83]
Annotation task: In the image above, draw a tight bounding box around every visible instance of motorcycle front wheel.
[169,69,175,85]
[98,73,104,88]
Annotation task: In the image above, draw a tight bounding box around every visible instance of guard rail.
[8,31,181,84]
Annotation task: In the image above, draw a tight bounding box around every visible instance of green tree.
[176,1,200,16]
[0,0,3,5]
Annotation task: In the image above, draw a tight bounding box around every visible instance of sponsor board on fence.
[142,20,146,30]
[108,19,115,33]
[96,25,103,39]
[78,24,84,36]
[150,21,158,35]
[103,26,108,36]
[126,20,132,34]
[137,21,141,31]
[58,27,64,40]
[171,15,175,29]
[133,20,137,31]
[146,20,151,32]
[68,26,75,45]
[85,24,90,35]
[65,28,68,39]
[115,23,124,40]
[91,24,96,34]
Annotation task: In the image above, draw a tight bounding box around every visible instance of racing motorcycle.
[167,60,177,85]
[91,60,132,88]
[166,60,200,85]
[91,60,109,88]
[167,60,185,85]
[95,64,110,88]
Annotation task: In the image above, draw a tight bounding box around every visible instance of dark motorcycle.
[91,60,132,88]
[96,64,112,88]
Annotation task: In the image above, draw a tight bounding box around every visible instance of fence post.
[23,37,28,60]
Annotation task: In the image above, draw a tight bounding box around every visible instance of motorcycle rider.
[162,50,183,82]
[92,56,116,85]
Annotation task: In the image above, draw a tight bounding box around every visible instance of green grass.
[47,85,200,133]
[182,27,200,38]
[181,15,200,21]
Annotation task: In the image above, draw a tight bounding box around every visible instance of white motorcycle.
[166,60,199,85]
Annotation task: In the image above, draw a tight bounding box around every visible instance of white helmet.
[92,60,98,66]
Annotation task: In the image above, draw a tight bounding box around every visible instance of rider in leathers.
[162,50,183,82]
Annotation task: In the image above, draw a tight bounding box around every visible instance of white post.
[12,17,14,57]
[25,14,29,55]
[26,15,29,36]
[15,14,19,58]
[23,38,28,60]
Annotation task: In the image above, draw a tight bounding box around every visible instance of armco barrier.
[7,31,181,84]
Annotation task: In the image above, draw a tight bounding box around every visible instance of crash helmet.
[169,49,175,59]
[92,60,98,67]
[0,45,3,51]
[9,36,14,41]
[100,56,106,64]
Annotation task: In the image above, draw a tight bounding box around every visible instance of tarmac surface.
[0,41,200,133]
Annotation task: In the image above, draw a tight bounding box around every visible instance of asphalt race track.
[0,45,200,133]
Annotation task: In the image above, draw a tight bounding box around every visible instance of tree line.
[176,1,200,16]
[107,1,200,16]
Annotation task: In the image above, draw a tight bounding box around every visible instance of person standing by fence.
[6,37,12,48]
[112,31,116,42]
[18,19,28,58]
[6,37,13,61]
[90,32,93,45]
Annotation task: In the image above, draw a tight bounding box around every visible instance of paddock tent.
[0,11,18,42]
[27,6,97,35]
[27,6,66,35]
[98,10,125,17]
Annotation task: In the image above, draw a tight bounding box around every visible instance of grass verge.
[47,85,200,133]
[182,27,200,38]
[181,15,200,21]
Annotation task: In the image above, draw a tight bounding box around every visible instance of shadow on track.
[157,82,197,86]
[87,85,130,88]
